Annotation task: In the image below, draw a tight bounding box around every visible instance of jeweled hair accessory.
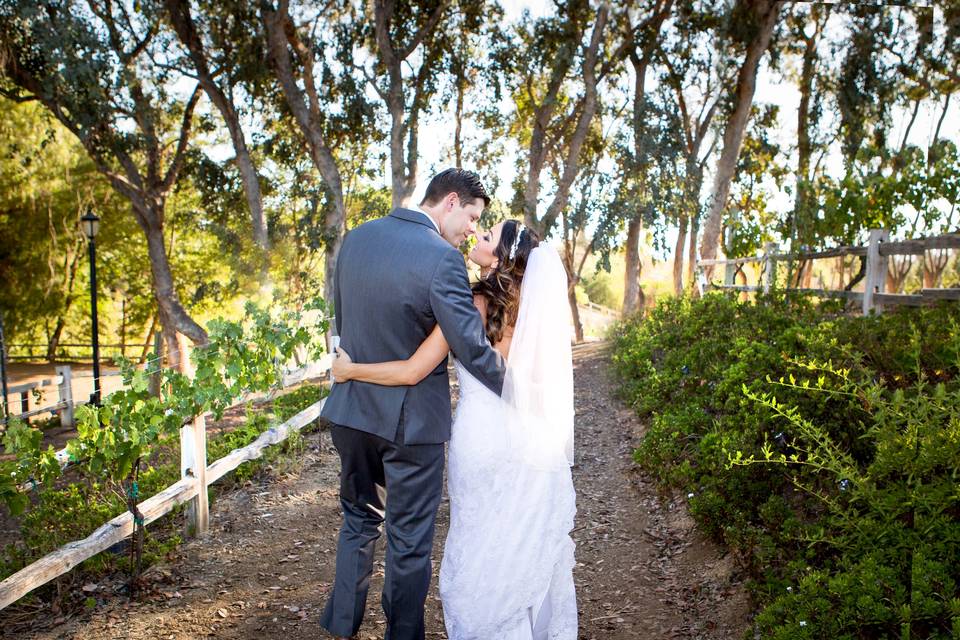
[509,224,525,261]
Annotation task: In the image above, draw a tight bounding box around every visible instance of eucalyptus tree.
[0,0,209,368]
[779,1,831,286]
[615,0,674,313]
[835,4,899,172]
[698,0,783,283]
[925,1,959,167]
[724,104,788,260]
[164,0,270,252]
[557,99,626,340]
[658,0,728,295]
[827,4,951,289]
[496,0,612,240]
[437,2,507,173]
[365,0,496,208]
[877,4,959,287]
[258,0,379,321]
[607,84,687,307]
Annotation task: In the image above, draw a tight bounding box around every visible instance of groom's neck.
[417,201,444,232]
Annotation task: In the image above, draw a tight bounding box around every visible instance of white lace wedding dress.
[439,245,578,640]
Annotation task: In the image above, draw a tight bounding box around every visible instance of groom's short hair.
[420,168,491,208]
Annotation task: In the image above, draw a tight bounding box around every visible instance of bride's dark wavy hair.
[472,219,540,345]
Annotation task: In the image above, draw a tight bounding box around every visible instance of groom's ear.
[443,192,461,211]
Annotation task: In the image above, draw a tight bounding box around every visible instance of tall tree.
[366,0,493,208]
[659,0,726,295]
[498,0,611,240]
[618,0,673,314]
[782,2,831,286]
[259,0,377,327]
[698,0,783,282]
[1,0,209,368]
[165,0,270,252]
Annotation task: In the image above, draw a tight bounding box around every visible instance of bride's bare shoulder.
[472,293,488,321]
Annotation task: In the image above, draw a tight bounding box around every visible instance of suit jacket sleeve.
[429,249,506,395]
[333,246,343,337]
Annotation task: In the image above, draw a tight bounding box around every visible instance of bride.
[331,219,578,640]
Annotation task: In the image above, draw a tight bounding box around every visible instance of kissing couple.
[319,168,577,640]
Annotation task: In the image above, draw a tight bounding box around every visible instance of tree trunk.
[622,216,643,314]
[699,0,782,281]
[135,203,208,369]
[371,0,447,208]
[454,70,464,167]
[323,241,340,346]
[620,5,667,315]
[165,0,268,251]
[140,312,159,363]
[886,256,913,293]
[686,214,700,296]
[789,4,827,258]
[802,259,814,287]
[791,258,814,287]
[262,1,347,306]
[923,249,949,288]
[568,284,584,344]
[673,215,688,296]
[560,246,585,343]
[929,93,951,166]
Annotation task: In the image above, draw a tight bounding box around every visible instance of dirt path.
[10,342,749,639]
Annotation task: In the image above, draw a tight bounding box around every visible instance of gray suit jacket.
[320,208,506,444]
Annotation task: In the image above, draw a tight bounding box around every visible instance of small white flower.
[799,621,807,627]
[164,408,175,417]
[787,586,793,592]
[687,492,695,498]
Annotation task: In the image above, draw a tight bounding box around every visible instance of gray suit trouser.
[319,420,445,640]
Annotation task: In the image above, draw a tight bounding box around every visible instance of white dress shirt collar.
[411,203,441,234]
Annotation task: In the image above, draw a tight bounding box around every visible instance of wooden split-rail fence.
[0,345,333,611]
[696,229,960,313]
[4,364,124,427]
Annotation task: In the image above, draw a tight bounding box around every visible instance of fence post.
[762,242,779,294]
[179,343,209,536]
[56,365,74,429]
[863,229,889,315]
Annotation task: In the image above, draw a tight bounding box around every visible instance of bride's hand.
[332,346,354,381]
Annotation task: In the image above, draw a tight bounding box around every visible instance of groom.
[319,168,507,639]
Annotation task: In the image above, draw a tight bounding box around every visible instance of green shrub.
[273,383,328,422]
[0,382,328,600]
[613,293,960,638]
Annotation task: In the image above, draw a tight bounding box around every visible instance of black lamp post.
[81,210,102,406]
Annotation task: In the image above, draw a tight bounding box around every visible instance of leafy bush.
[0,381,327,598]
[612,293,960,638]
[0,298,329,606]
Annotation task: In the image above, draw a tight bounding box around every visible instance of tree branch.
[399,0,447,60]
[161,84,201,192]
[538,4,609,235]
